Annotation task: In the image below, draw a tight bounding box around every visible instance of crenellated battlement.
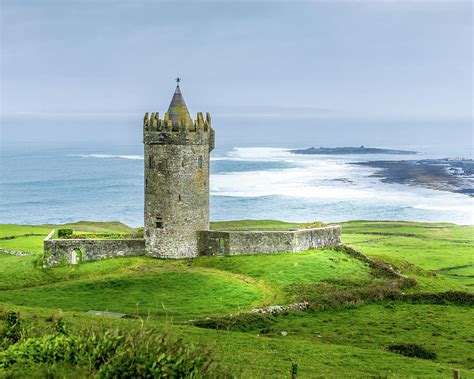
[143,111,214,148]
[143,111,211,132]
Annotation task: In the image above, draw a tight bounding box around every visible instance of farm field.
[0,220,473,378]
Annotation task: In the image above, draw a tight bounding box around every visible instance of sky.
[0,0,472,149]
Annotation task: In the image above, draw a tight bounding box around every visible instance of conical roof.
[167,85,193,127]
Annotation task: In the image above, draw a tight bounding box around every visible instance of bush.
[57,229,73,238]
[402,291,474,306]
[1,311,22,345]
[53,318,67,336]
[193,312,276,332]
[387,343,437,360]
[96,333,218,378]
[0,326,226,377]
[1,334,83,368]
[287,278,410,310]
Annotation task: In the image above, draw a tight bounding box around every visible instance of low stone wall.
[198,226,341,256]
[43,230,145,267]
[0,248,31,256]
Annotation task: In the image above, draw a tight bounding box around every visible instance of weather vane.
[175,77,181,85]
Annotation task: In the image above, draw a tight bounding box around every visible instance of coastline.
[290,146,418,155]
[352,159,474,197]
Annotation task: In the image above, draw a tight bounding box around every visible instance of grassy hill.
[0,220,473,377]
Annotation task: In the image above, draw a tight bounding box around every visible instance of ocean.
[1,143,473,226]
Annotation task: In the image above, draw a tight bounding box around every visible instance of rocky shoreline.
[352,158,474,197]
[291,146,418,155]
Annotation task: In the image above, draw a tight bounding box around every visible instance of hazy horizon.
[1,1,472,150]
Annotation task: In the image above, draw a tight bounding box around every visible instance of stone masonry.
[198,226,341,256]
[43,81,341,266]
[143,84,214,258]
[43,231,145,266]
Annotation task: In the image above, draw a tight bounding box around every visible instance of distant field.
[0,220,473,377]
[340,221,474,289]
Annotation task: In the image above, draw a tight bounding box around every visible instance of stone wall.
[43,230,145,267]
[44,226,341,265]
[198,226,341,256]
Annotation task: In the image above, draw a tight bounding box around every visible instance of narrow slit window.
[178,194,182,202]
[156,216,163,229]
[197,156,203,168]
[149,156,153,169]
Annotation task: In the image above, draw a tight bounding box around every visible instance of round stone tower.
[143,81,215,258]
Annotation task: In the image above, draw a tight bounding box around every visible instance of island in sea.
[290,146,418,155]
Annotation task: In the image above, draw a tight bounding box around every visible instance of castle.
[43,80,341,266]
[143,81,214,258]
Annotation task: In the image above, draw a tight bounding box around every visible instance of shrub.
[193,312,276,332]
[402,291,474,306]
[0,334,82,368]
[96,333,218,378]
[287,278,410,310]
[1,311,22,344]
[53,318,67,336]
[387,343,437,360]
[57,229,73,238]
[0,327,226,377]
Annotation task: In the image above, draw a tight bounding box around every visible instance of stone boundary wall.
[43,230,145,267]
[198,226,341,256]
[0,248,31,256]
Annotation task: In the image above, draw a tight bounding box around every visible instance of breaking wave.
[69,154,144,160]
[210,147,474,224]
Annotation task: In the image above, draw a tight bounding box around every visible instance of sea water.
[0,144,473,226]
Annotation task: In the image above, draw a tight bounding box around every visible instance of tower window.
[197,156,203,168]
[178,194,182,202]
[156,216,163,229]
[149,156,153,169]
[182,160,185,167]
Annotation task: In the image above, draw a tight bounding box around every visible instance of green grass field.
[0,220,473,377]
[341,221,474,289]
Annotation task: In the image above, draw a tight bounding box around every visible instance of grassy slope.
[0,272,262,319]
[3,303,471,378]
[0,220,473,377]
[340,221,474,290]
[0,251,369,320]
[194,249,370,303]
